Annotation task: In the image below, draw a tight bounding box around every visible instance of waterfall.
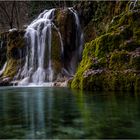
[18,9,55,86]
[16,8,83,86]
[68,8,84,75]
[0,62,7,76]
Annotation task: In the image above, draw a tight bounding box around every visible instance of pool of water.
[0,87,140,139]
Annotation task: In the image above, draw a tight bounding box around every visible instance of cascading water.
[16,7,83,86]
[0,62,7,76]
[18,9,55,86]
[68,8,84,75]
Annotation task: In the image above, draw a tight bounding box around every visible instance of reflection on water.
[0,87,140,139]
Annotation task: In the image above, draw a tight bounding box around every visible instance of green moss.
[71,31,127,89]
[83,32,121,59]
[95,33,119,57]
[71,58,93,89]
[130,55,140,70]
[81,71,105,91]
[133,29,140,45]
[71,68,138,91]
[3,58,20,78]
[109,71,136,91]
[51,29,61,61]
[51,28,62,78]
[0,30,25,80]
[69,2,140,91]
[70,9,140,91]
[109,50,130,70]
[135,77,140,91]
[7,30,25,59]
[109,10,140,37]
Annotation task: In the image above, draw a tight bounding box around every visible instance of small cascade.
[15,7,83,86]
[0,62,7,76]
[68,8,84,75]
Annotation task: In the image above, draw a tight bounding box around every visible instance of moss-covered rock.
[3,58,21,78]
[51,28,62,79]
[0,30,25,83]
[109,50,130,70]
[7,30,25,59]
[130,51,140,70]
[70,7,140,91]
[54,8,78,74]
[71,69,139,91]
[78,1,130,42]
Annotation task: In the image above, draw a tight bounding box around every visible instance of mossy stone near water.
[70,7,140,91]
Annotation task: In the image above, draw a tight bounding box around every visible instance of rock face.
[0,30,25,85]
[70,1,140,91]
[54,8,80,75]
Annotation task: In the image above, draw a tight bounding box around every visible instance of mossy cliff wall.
[0,30,26,85]
[70,1,140,91]
[75,1,129,42]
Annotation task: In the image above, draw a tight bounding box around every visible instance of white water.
[129,0,138,11]
[0,62,7,76]
[16,8,83,86]
[17,9,55,86]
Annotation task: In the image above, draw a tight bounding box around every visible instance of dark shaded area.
[0,32,7,69]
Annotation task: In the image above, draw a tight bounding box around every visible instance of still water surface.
[0,87,140,139]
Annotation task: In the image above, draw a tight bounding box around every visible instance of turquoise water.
[0,87,140,139]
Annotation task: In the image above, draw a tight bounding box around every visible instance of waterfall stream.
[18,9,55,86]
[68,8,84,75]
[15,8,83,86]
[0,62,7,76]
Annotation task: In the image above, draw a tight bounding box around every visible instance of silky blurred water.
[0,87,140,139]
